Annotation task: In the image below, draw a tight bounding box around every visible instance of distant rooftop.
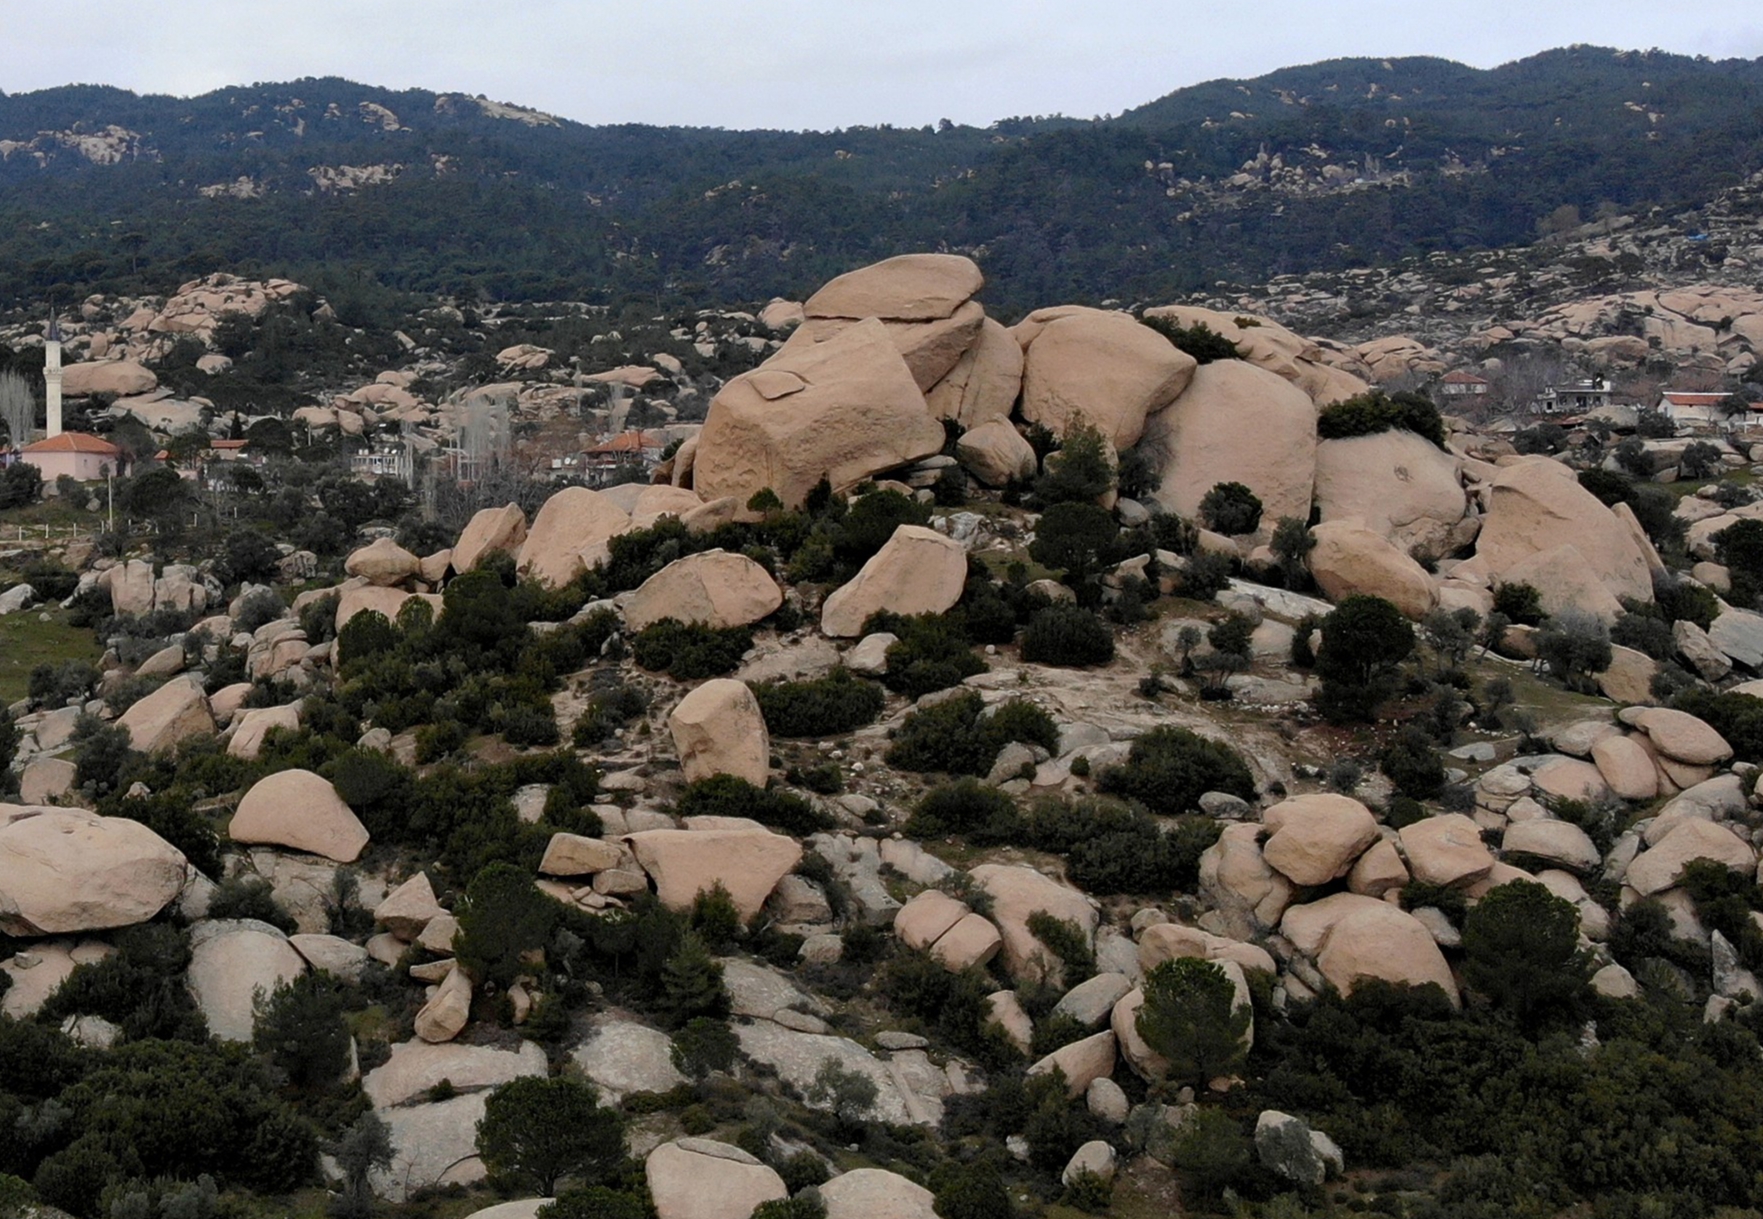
[21,431,119,455]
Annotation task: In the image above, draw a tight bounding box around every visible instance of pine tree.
[1135,958,1250,1089]
[657,931,729,1028]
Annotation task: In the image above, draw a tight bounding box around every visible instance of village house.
[1439,370,1491,397]
[16,431,125,483]
[1537,377,1613,414]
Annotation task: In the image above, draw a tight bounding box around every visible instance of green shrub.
[337,608,400,677]
[27,659,99,709]
[1199,481,1264,536]
[753,669,885,737]
[1315,595,1415,723]
[455,862,562,988]
[671,1017,739,1078]
[207,875,297,934]
[1491,582,1544,626]
[573,683,649,746]
[836,489,932,567]
[1020,604,1115,666]
[906,777,1022,839]
[632,618,753,680]
[1029,500,1122,584]
[867,613,985,698]
[1461,880,1591,1033]
[1035,420,1116,505]
[1668,689,1763,762]
[1316,389,1446,448]
[477,1075,627,1195]
[40,923,207,1042]
[1137,957,1251,1087]
[1380,728,1446,799]
[1180,551,1236,601]
[253,971,351,1089]
[1097,726,1255,814]
[1536,610,1612,693]
[675,775,832,836]
[886,691,1057,776]
[1139,315,1243,364]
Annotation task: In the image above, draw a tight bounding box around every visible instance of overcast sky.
[5,1,1762,131]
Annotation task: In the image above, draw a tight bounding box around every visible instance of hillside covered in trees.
[3,46,1762,313]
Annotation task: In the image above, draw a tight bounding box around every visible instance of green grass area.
[0,607,102,705]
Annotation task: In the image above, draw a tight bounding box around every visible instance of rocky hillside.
[8,253,1763,1219]
[5,46,1763,311]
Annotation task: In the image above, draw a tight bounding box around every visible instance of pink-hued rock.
[229,769,369,863]
[821,525,967,637]
[0,806,190,936]
[623,828,802,920]
[1261,794,1379,887]
[453,503,528,572]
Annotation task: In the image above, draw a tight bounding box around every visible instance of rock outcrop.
[0,807,190,936]
[821,525,968,637]
[229,769,370,863]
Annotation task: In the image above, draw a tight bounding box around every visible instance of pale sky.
[4,1,1761,131]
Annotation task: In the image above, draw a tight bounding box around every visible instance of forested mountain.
[2,45,1761,314]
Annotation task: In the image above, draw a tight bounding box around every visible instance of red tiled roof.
[20,432,120,456]
[1662,392,1727,406]
[210,438,250,450]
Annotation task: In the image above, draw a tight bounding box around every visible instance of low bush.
[1097,725,1255,815]
[752,669,885,737]
[1316,389,1446,448]
[675,775,832,836]
[632,619,753,680]
[1198,481,1264,536]
[573,683,649,746]
[1020,604,1115,666]
[868,612,985,699]
[1139,315,1242,363]
[887,691,1058,776]
[906,777,1022,839]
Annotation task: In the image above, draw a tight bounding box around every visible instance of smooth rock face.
[1630,707,1733,766]
[1313,430,1467,556]
[375,872,444,940]
[1397,813,1493,887]
[646,1139,788,1219]
[0,806,190,936]
[1591,734,1660,801]
[453,503,528,572]
[927,318,1024,431]
[1501,819,1601,873]
[1467,458,1653,608]
[363,1039,547,1108]
[694,318,946,509]
[517,487,633,588]
[970,863,1098,984]
[571,1020,688,1100]
[414,962,472,1043]
[117,676,216,754]
[821,525,968,637]
[1261,794,1379,887]
[1144,360,1318,529]
[538,833,624,877]
[806,253,984,322]
[1140,305,1369,404]
[1017,308,1195,449]
[1027,1030,1117,1097]
[624,828,802,920]
[821,1168,939,1219]
[62,358,157,397]
[624,550,783,631]
[345,537,421,586]
[1312,902,1459,1006]
[1625,820,1757,896]
[669,679,770,787]
[229,769,370,863]
[186,919,307,1042]
[227,705,301,761]
[1200,821,1295,932]
[370,1093,488,1201]
[1307,521,1438,620]
[955,418,1037,486]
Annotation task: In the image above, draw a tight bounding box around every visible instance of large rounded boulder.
[821,524,968,637]
[1462,458,1653,607]
[693,319,946,509]
[624,550,783,631]
[1307,521,1439,620]
[1016,307,1195,450]
[229,769,370,863]
[1142,361,1317,529]
[516,487,633,589]
[668,679,771,787]
[0,806,191,936]
[1312,429,1468,556]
